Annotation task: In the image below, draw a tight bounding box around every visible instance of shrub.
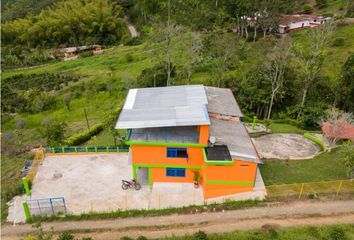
[137,63,175,88]
[136,236,148,240]
[120,237,133,240]
[80,51,94,58]
[193,231,208,240]
[315,0,327,9]
[58,232,75,240]
[303,4,313,13]
[125,53,134,62]
[308,192,318,199]
[329,227,347,240]
[332,37,345,47]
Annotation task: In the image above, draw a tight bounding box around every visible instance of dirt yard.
[7,153,206,223]
[252,134,321,159]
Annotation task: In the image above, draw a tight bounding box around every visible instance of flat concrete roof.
[115,85,210,129]
[205,86,243,117]
[209,118,261,163]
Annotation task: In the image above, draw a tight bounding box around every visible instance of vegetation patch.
[27,199,262,223]
[261,147,348,185]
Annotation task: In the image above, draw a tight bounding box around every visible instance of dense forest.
[1,0,353,148]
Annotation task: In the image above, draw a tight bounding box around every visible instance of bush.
[58,232,75,240]
[193,231,208,240]
[125,53,134,62]
[315,0,327,9]
[136,236,148,240]
[80,51,94,58]
[332,37,345,47]
[303,4,313,13]
[120,237,133,240]
[137,63,175,88]
[329,227,347,240]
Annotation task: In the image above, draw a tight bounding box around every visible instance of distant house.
[278,14,331,34]
[53,45,103,61]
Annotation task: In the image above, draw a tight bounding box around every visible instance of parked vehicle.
[121,179,141,190]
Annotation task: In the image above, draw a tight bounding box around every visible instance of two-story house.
[115,85,264,200]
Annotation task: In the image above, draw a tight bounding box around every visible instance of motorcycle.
[121,179,141,190]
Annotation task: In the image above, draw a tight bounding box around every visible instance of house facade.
[115,85,263,200]
[278,14,331,34]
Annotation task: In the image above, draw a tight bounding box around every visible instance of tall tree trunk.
[267,92,275,119]
[297,87,308,119]
[263,28,267,38]
[245,25,249,40]
[253,26,257,42]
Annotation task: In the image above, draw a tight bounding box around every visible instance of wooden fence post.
[336,180,344,196]
[298,183,304,199]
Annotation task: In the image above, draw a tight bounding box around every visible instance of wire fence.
[44,146,129,154]
[266,179,354,199]
[27,197,66,216]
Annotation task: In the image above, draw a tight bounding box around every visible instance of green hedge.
[65,105,122,146]
[304,133,327,152]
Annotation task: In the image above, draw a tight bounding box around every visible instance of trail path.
[2,200,354,239]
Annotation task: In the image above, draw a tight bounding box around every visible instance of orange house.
[115,85,263,200]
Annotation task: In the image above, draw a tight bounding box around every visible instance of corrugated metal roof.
[209,118,261,163]
[115,85,210,129]
[205,86,244,117]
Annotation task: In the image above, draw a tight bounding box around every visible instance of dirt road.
[2,200,354,239]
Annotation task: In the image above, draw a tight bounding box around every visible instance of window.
[166,168,186,177]
[166,148,188,158]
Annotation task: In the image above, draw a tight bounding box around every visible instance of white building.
[278,14,331,34]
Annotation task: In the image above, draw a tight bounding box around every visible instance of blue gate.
[26,197,67,216]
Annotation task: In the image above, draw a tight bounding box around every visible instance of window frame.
[166,168,186,177]
[166,148,188,158]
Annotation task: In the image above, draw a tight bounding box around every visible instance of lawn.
[267,123,306,134]
[159,224,354,240]
[260,147,348,185]
[1,152,33,222]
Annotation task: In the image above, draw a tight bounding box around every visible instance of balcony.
[129,126,199,144]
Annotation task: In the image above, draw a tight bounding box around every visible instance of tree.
[336,54,354,112]
[321,108,354,151]
[40,122,67,146]
[178,31,203,84]
[340,141,354,179]
[261,36,292,119]
[294,23,335,118]
[256,0,280,38]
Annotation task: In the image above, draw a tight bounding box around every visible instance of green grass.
[267,123,306,134]
[28,199,262,223]
[84,128,116,146]
[261,147,348,185]
[158,224,354,240]
[1,152,34,222]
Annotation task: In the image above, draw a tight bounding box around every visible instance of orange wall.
[202,160,257,199]
[204,161,257,182]
[151,168,196,183]
[131,145,204,166]
[199,125,209,145]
